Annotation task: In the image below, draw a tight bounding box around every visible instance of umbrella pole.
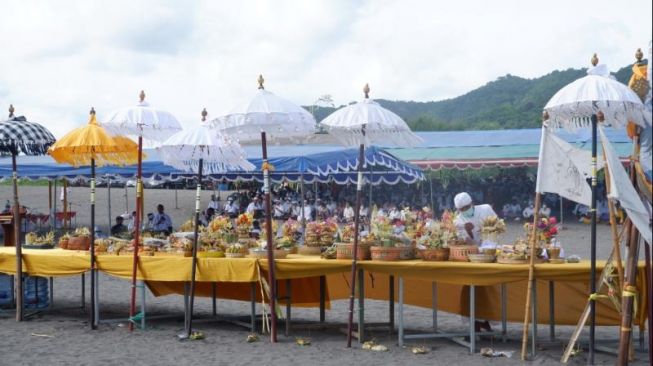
[346,143,365,348]
[12,151,23,321]
[589,114,598,364]
[186,158,203,338]
[300,174,305,242]
[90,159,96,330]
[261,132,278,342]
[107,176,112,231]
[520,192,541,360]
[129,135,143,332]
[48,180,52,231]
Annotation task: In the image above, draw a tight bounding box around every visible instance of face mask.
[461,207,474,219]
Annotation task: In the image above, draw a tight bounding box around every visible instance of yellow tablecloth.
[0,247,648,326]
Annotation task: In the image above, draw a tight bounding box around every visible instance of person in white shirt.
[301,200,313,222]
[291,201,301,220]
[207,194,221,213]
[359,205,369,219]
[343,202,355,222]
[246,197,263,215]
[522,202,535,220]
[224,198,239,219]
[388,205,401,221]
[539,203,551,218]
[453,192,497,246]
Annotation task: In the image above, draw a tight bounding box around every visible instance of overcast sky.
[1,0,651,137]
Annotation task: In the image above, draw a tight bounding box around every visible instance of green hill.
[307,64,636,131]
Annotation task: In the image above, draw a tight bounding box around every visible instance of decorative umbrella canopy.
[211,75,316,143]
[544,54,651,130]
[160,109,254,173]
[321,84,423,147]
[49,108,138,167]
[0,105,56,155]
[102,91,182,145]
[0,104,56,322]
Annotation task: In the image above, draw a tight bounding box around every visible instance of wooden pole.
[346,143,365,348]
[261,132,278,342]
[520,191,541,360]
[63,178,68,231]
[128,135,143,332]
[616,134,642,365]
[602,145,624,287]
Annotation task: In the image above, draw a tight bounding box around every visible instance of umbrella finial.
[258,75,265,90]
[90,107,96,116]
[201,108,208,122]
[139,90,146,103]
[591,53,599,67]
[8,104,14,118]
[363,83,370,99]
[635,48,644,62]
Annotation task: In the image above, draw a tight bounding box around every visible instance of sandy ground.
[0,186,650,365]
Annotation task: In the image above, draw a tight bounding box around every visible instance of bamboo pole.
[602,145,624,287]
[520,192,542,360]
[63,178,68,231]
[346,143,365,348]
[12,149,23,321]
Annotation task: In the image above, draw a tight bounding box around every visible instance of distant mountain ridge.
[307,64,637,131]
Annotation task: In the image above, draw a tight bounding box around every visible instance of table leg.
[250,283,256,332]
[140,280,145,330]
[432,282,438,331]
[49,277,54,310]
[81,273,85,310]
[470,285,476,354]
[285,279,291,337]
[398,276,404,347]
[501,283,507,343]
[358,269,364,343]
[389,275,394,333]
[319,276,325,323]
[549,281,555,342]
[183,282,189,331]
[212,282,217,317]
[94,271,99,327]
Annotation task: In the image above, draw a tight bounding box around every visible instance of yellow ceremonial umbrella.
[48,107,138,330]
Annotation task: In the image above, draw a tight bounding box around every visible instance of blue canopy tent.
[0,145,424,186]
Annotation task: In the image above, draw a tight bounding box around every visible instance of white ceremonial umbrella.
[212,75,316,342]
[101,91,182,331]
[320,84,421,348]
[160,108,253,339]
[536,54,650,363]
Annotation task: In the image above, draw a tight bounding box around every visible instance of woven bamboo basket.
[336,242,372,260]
[449,245,478,262]
[370,246,403,261]
[248,249,288,259]
[420,248,450,261]
[298,246,322,255]
[67,236,90,251]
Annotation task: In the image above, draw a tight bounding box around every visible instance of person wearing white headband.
[453,192,497,245]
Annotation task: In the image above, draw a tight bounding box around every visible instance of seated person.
[111,216,128,236]
[539,203,551,218]
[201,207,216,226]
[250,220,261,240]
[152,204,173,235]
[522,202,535,221]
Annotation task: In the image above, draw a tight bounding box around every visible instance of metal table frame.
[397,278,507,354]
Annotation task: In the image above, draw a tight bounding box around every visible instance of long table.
[0,248,649,350]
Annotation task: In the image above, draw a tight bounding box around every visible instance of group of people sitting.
[110,204,173,236]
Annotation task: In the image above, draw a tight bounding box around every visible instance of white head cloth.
[454,192,473,209]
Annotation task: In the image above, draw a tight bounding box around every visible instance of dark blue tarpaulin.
[0,145,424,186]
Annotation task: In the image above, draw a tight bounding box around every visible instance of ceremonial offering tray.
[548,258,566,264]
[420,248,450,261]
[298,246,322,255]
[449,245,478,262]
[468,253,496,263]
[370,246,402,261]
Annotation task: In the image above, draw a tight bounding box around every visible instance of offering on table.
[225,243,247,258]
[66,227,91,250]
[416,219,456,262]
[480,215,506,245]
[24,231,55,249]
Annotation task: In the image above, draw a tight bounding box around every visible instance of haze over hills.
[307,64,638,131]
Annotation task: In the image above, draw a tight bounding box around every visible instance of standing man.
[453,192,497,246]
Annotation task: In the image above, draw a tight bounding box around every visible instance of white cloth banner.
[599,126,652,245]
[535,126,597,206]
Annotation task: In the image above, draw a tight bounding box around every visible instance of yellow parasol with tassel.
[48,107,138,331]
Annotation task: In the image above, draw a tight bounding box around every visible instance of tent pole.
[90,158,96,330]
[346,143,365,348]
[48,180,52,230]
[520,192,541,360]
[124,185,128,213]
[129,135,143,332]
[261,132,277,342]
[300,174,305,242]
[53,179,57,231]
[186,158,203,338]
[12,149,23,321]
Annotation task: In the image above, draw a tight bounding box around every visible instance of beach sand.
[0,186,649,365]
